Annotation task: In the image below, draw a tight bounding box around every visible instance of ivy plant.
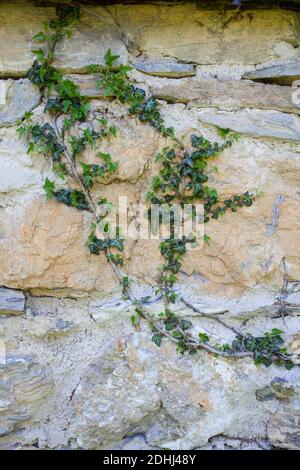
[18,5,294,370]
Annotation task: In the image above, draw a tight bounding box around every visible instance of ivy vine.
[17,5,295,370]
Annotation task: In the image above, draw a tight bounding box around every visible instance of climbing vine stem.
[17,5,294,370]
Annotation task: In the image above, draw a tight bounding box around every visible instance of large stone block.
[244,62,300,85]
[132,60,195,78]
[115,4,299,65]
[70,74,299,116]
[0,2,127,77]
[145,77,300,114]
[1,102,300,297]
[197,108,300,142]
[69,333,300,449]
[0,128,46,194]
[0,3,298,77]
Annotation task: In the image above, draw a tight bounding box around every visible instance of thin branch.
[180,296,243,336]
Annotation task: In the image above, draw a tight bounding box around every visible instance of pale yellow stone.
[0,2,127,77]
[115,4,299,65]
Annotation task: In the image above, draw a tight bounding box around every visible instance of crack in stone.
[267,193,284,235]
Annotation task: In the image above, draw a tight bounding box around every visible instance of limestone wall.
[1,0,300,450]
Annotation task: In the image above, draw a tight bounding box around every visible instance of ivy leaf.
[152,175,161,191]
[217,127,230,138]
[109,126,117,137]
[104,49,120,67]
[270,328,284,337]
[109,238,124,252]
[43,178,55,200]
[203,234,211,246]
[146,191,154,202]
[152,333,163,347]
[285,361,295,370]
[180,320,193,331]
[32,31,47,42]
[198,332,209,343]
[27,142,35,155]
[32,49,45,60]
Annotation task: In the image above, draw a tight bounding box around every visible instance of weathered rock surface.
[0,356,53,436]
[197,108,300,141]
[132,60,195,78]
[1,0,300,451]
[0,288,25,316]
[0,79,40,126]
[69,333,300,450]
[0,197,115,295]
[0,128,46,194]
[1,3,298,76]
[148,78,300,114]
[70,74,300,115]
[268,409,300,450]
[244,62,300,85]
[0,292,299,450]
[2,103,300,296]
[0,3,127,77]
[114,5,299,65]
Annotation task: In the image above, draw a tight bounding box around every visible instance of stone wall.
[1,0,300,450]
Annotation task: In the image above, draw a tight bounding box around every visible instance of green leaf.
[270,328,284,337]
[198,332,209,343]
[98,118,108,126]
[217,127,230,138]
[109,126,117,137]
[104,49,120,67]
[203,234,211,246]
[24,111,33,121]
[32,31,47,42]
[27,142,35,155]
[285,361,295,370]
[43,178,55,200]
[32,49,45,60]
[98,152,112,163]
[180,320,193,331]
[152,176,161,191]
[152,333,163,347]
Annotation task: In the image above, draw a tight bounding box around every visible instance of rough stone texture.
[0,2,127,77]
[3,105,300,295]
[0,79,40,127]
[1,3,299,76]
[0,127,47,195]
[0,0,300,451]
[147,77,300,114]
[267,409,300,449]
[114,4,300,65]
[197,108,300,142]
[67,331,300,450]
[71,74,300,114]
[0,356,53,436]
[132,60,195,78]
[244,62,300,85]
[0,288,25,316]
